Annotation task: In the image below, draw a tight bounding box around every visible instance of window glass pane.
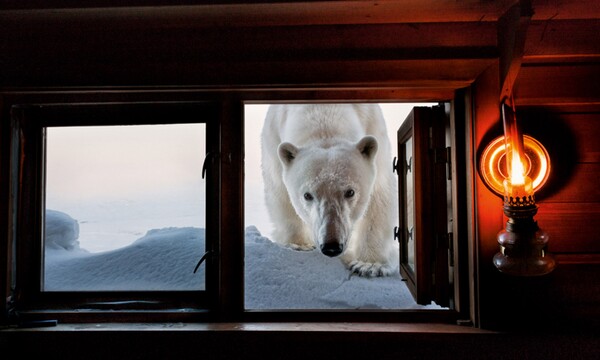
[44,124,206,291]
[244,103,440,310]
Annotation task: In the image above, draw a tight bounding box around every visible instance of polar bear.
[261,104,398,277]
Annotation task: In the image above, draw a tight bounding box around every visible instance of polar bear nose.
[320,242,344,257]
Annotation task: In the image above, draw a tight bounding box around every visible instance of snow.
[45,209,82,251]
[44,210,443,310]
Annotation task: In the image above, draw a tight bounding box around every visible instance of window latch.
[202,152,219,179]
[193,250,212,274]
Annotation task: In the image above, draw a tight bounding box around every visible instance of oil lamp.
[484,102,556,276]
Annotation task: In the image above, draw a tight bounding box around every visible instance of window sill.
[4,322,599,360]
[2,321,489,334]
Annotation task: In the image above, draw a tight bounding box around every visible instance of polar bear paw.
[348,260,396,277]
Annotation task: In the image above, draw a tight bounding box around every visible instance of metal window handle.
[193,251,212,274]
[202,152,219,179]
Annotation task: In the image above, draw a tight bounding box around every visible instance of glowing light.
[499,102,537,207]
[502,103,527,186]
[502,139,535,207]
[480,135,550,196]
[509,148,526,186]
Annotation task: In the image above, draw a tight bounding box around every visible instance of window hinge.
[392,156,411,175]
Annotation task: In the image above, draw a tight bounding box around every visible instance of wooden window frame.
[7,101,220,323]
[2,89,472,325]
[397,105,453,308]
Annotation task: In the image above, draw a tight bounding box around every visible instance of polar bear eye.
[303,192,314,201]
[344,189,355,198]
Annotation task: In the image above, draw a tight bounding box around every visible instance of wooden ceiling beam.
[0,1,518,25]
[0,20,498,88]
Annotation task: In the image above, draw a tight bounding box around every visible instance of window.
[44,124,206,292]
[4,92,470,325]
[8,102,218,320]
[243,102,457,313]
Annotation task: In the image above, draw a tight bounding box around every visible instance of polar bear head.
[278,136,378,257]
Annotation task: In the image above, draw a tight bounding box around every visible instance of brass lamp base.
[493,249,556,277]
[494,205,556,276]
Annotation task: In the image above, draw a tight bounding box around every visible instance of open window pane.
[397,106,452,307]
[43,124,207,291]
[244,103,443,310]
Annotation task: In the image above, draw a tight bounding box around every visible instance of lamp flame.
[502,102,528,188]
[510,148,526,186]
[501,102,535,206]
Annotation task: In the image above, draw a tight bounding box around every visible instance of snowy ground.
[45,210,442,310]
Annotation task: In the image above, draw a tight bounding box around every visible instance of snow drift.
[44,210,442,310]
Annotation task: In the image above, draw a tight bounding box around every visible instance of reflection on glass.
[405,137,415,272]
[43,124,206,291]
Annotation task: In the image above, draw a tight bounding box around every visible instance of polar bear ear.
[356,135,378,160]
[278,142,299,166]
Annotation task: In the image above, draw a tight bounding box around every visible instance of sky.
[46,124,206,201]
[46,124,207,252]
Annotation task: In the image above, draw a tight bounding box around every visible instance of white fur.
[261,104,399,277]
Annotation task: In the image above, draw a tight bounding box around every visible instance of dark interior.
[1,1,599,359]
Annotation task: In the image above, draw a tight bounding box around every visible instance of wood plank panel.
[515,64,600,105]
[0,19,498,88]
[0,1,517,24]
[525,19,600,58]
[3,23,499,52]
[531,0,600,20]
[538,163,600,203]
[520,111,600,164]
[534,202,600,253]
[559,113,600,164]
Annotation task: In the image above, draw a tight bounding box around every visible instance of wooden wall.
[472,9,600,330]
